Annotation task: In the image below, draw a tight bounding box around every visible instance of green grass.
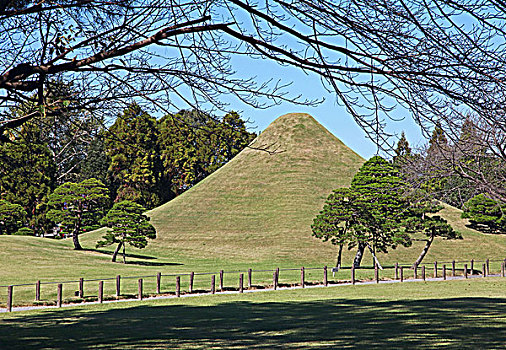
[1,113,505,304]
[1,278,505,349]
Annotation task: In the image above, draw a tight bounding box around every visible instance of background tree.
[105,103,162,208]
[0,199,27,235]
[0,121,56,235]
[2,1,506,163]
[97,201,156,263]
[462,194,505,234]
[46,178,109,250]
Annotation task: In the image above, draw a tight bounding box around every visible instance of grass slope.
[1,279,505,349]
[0,113,505,289]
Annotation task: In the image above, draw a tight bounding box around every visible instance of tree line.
[0,102,255,237]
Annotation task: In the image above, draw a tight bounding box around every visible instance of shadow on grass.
[1,297,505,349]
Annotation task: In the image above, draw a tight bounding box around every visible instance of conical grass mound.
[148,113,364,264]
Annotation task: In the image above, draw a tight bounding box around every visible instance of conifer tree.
[0,199,27,235]
[97,201,156,263]
[462,194,505,233]
[47,178,109,249]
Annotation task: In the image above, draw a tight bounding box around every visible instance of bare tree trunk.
[413,237,434,268]
[367,243,383,270]
[336,244,343,268]
[112,242,123,262]
[72,227,83,250]
[122,242,126,264]
[353,242,366,268]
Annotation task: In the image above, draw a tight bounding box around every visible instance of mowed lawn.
[1,278,505,349]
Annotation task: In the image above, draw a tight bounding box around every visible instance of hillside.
[1,112,505,287]
[146,113,364,264]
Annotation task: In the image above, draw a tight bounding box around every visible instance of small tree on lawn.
[461,194,505,233]
[0,199,27,235]
[47,178,109,250]
[97,201,156,263]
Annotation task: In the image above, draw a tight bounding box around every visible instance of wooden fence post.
[57,283,62,307]
[98,281,103,303]
[375,264,379,283]
[239,274,243,293]
[116,275,121,298]
[324,266,328,286]
[301,267,305,288]
[464,264,468,279]
[470,259,474,275]
[351,266,355,285]
[79,278,84,298]
[414,265,418,280]
[7,286,13,312]
[400,267,404,282]
[176,276,180,297]
[35,280,40,301]
[273,271,277,290]
[395,262,399,280]
[275,268,279,287]
[502,261,505,277]
[248,269,252,288]
[189,272,194,293]
[483,263,487,277]
[422,265,426,281]
[452,260,456,277]
[211,275,215,294]
[434,261,437,278]
[156,272,161,294]
[486,259,490,275]
[219,270,224,292]
[443,265,446,280]
[138,279,143,300]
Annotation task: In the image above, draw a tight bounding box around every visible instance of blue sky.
[227,57,426,160]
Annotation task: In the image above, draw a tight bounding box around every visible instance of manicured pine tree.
[462,194,505,233]
[97,201,156,263]
[46,178,109,250]
[0,200,27,235]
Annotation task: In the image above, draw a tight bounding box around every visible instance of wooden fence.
[2,258,505,312]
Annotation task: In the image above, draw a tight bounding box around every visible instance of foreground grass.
[1,278,505,349]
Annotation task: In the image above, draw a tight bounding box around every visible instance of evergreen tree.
[394,131,412,162]
[105,103,162,208]
[313,156,412,268]
[47,178,109,249]
[0,199,27,235]
[0,122,56,235]
[97,201,156,263]
[462,194,505,233]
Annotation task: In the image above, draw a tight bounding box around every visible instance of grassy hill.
[1,112,505,289]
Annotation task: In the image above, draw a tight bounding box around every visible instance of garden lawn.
[1,278,505,349]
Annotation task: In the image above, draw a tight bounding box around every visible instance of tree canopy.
[2,1,506,150]
[46,178,109,249]
[462,194,505,233]
[97,200,156,263]
[0,199,27,235]
[312,156,457,267]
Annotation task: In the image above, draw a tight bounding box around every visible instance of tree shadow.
[1,297,505,349]
[82,249,183,266]
[465,223,505,235]
[85,249,159,260]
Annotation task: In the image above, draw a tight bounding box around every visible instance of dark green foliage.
[0,199,27,235]
[158,110,255,196]
[313,156,458,267]
[105,103,162,208]
[79,133,111,187]
[0,122,56,235]
[97,200,156,263]
[47,178,109,250]
[313,156,412,267]
[13,227,34,236]
[462,194,505,233]
[393,131,412,164]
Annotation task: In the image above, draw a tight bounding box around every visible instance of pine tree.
[105,103,162,208]
[97,201,156,263]
[47,178,109,249]
[462,194,505,233]
[0,200,27,235]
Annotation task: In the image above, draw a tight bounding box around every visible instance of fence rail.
[2,258,505,312]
